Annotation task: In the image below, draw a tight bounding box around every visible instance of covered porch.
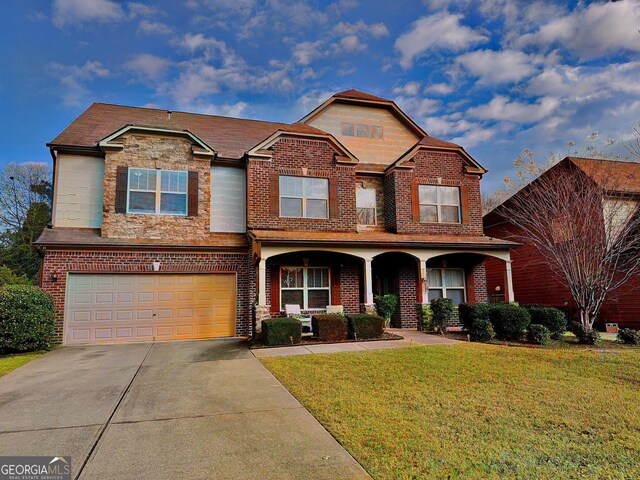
[250,230,516,333]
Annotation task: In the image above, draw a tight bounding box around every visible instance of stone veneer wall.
[102,134,211,240]
[41,250,253,343]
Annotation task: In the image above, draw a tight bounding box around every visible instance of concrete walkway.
[0,339,370,480]
[252,329,460,358]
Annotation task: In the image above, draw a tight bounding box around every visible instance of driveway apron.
[0,339,370,480]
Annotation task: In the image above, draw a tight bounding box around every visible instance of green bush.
[374,294,398,326]
[527,324,551,345]
[0,285,55,353]
[430,298,454,334]
[526,306,567,339]
[468,318,495,343]
[569,321,601,345]
[312,314,348,342]
[0,266,31,287]
[617,328,640,345]
[489,303,531,341]
[417,304,434,332]
[262,317,302,346]
[346,314,385,340]
[458,302,492,331]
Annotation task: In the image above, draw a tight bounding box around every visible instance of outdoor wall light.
[152,261,161,272]
[50,274,58,282]
[495,286,501,292]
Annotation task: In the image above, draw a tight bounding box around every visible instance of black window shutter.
[115,166,128,214]
[188,171,199,216]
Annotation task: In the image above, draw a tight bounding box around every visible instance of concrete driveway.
[0,339,369,480]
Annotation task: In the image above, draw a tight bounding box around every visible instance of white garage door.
[65,273,236,345]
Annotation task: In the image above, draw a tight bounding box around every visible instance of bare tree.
[498,160,640,333]
[0,162,51,235]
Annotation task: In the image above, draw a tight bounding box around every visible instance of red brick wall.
[41,249,254,343]
[247,137,357,231]
[470,262,488,303]
[393,260,419,328]
[386,150,483,235]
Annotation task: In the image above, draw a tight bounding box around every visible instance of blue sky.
[1,0,639,192]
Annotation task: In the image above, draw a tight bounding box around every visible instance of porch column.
[419,259,428,304]
[258,258,267,306]
[505,260,515,303]
[361,257,376,314]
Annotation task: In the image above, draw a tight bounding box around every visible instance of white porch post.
[420,259,429,304]
[505,259,515,303]
[258,258,267,306]
[364,258,373,305]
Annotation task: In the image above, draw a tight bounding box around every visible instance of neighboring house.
[38,89,515,345]
[484,157,640,330]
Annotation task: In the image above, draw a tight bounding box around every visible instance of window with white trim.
[419,185,460,223]
[356,188,376,225]
[279,176,328,219]
[280,266,330,310]
[341,122,383,139]
[128,168,188,215]
[428,268,466,304]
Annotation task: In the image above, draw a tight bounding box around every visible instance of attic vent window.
[341,122,383,139]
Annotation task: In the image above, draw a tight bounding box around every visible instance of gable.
[306,103,420,166]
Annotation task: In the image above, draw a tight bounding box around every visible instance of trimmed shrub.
[458,302,492,331]
[374,294,398,326]
[430,298,454,334]
[312,314,348,342]
[526,306,567,339]
[346,314,385,340]
[527,324,551,345]
[262,317,302,346]
[617,328,640,345]
[0,285,55,353]
[489,303,531,341]
[417,304,434,332]
[468,318,495,343]
[569,321,601,345]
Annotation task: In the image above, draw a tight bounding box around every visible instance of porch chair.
[326,305,344,314]
[284,304,312,333]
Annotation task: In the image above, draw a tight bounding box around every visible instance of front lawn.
[0,351,45,377]
[263,344,640,479]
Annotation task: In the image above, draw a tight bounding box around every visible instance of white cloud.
[455,49,544,85]
[334,20,389,38]
[127,2,164,18]
[336,35,366,53]
[518,1,640,59]
[424,82,454,95]
[188,101,249,118]
[125,54,171,80]
[395,12,488,68]
[137,20,173,35]
[396,96,440,117]
[49,61,110,106]
[297,89,336,113]
[52,0,124,28]
[468,95,560,123]
[292,41,325,65]
[393,82,421,96]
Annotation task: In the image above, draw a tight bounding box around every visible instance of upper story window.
[341,122,383,139]
[418,185,460,224]
[128,168,188,215]
[279,176,328,219]
[356,188,376,225]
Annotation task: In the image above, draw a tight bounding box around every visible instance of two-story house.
[38,89,516,345]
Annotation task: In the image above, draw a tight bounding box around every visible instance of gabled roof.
[48,103,323,159]
[332,89,391,102]
[566,157,640,194]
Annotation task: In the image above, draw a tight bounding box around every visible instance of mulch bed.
[250,331,404,349]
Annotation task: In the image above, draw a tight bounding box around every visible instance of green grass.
[0,351,45,377]
[263,344,640,479]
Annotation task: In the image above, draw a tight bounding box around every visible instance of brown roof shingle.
[567,157,640,194]
[49,103,327,159]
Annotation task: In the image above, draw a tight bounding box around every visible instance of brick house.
[38,89,515,344]
[484,157,640,330]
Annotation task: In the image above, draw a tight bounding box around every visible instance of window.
[128,168,188,215]
[280,267,330,310]
[279,176,328,219]
[428,268,466,305]
[340,122,383,139]
[356,188,376,225]
[418,185,460,223]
